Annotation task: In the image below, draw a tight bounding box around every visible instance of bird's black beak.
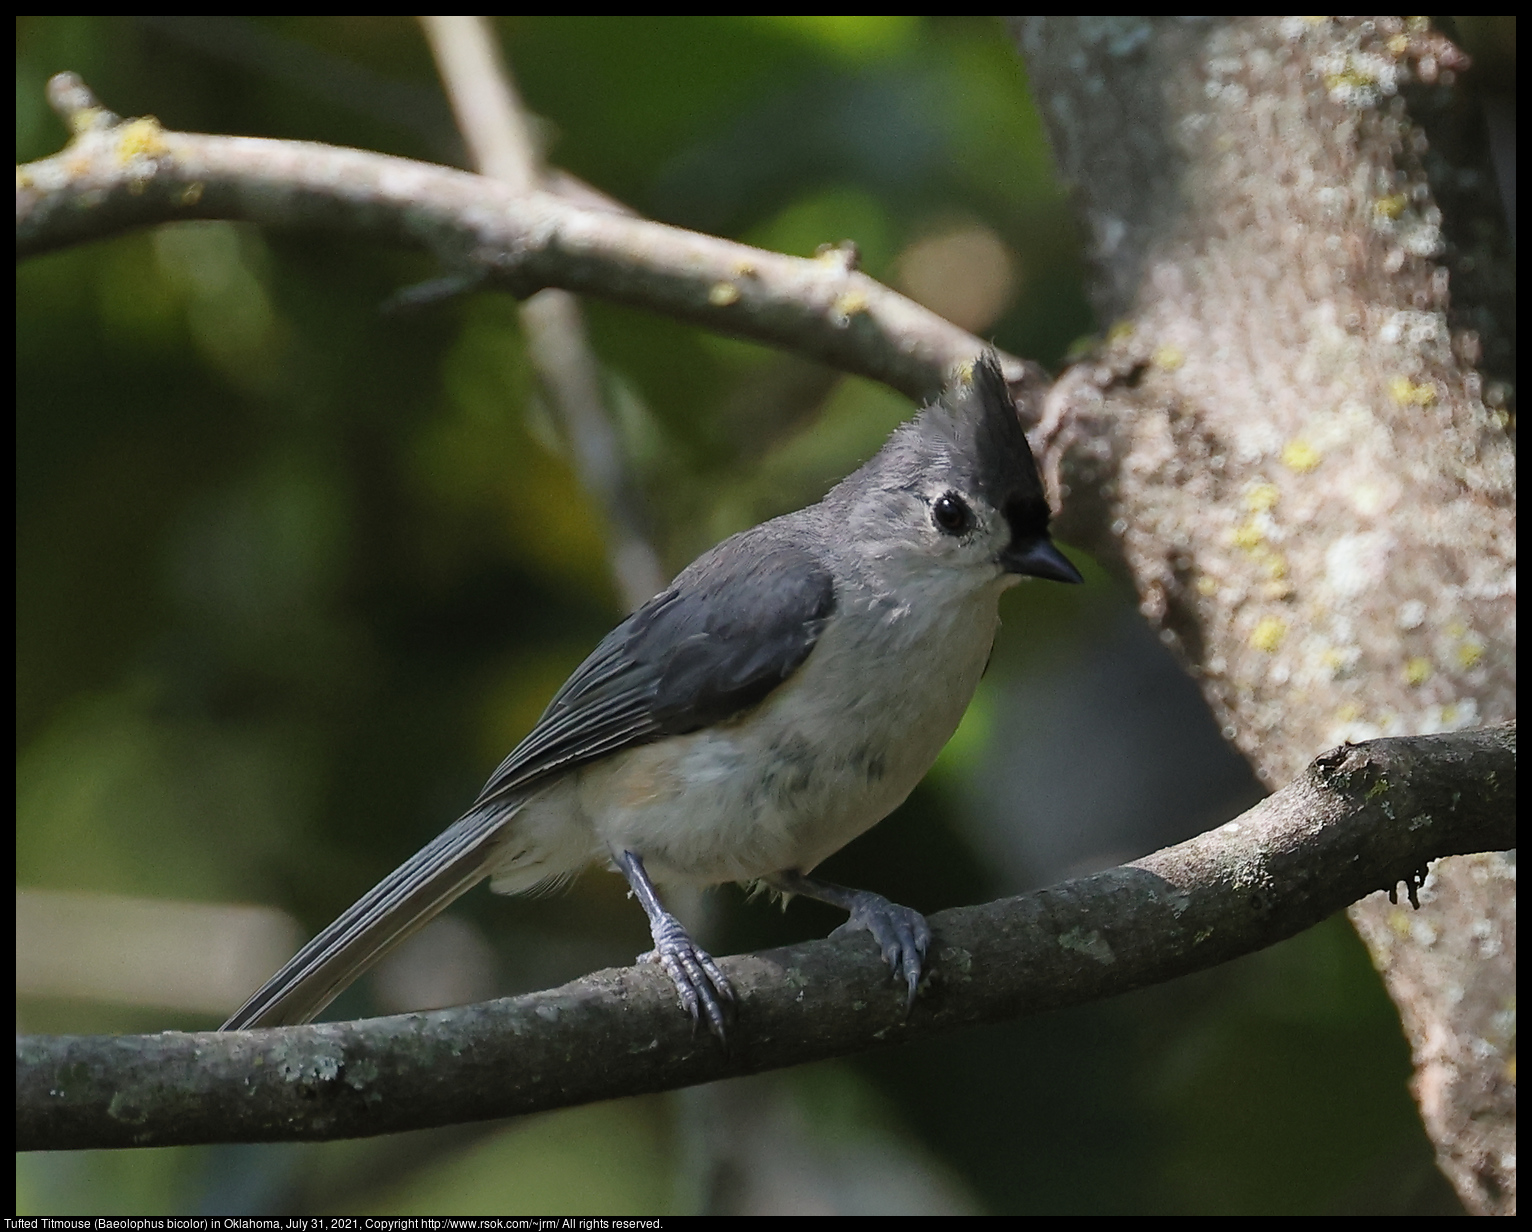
[1002,535,1084,584]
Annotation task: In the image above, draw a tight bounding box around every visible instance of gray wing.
[222,534,835,1030]
[468,534,837,809]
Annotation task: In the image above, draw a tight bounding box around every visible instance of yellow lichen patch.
[1245,483,1280,512]
[1107,319,1135,344]
[707,281,740,307]
[1325,68,1379,93]
[1281,439,1321,473]
[115,116,168,163]
[1196,575,1219,598]
[831,289,869,322]
[1386,34,1411,56]
[731,259,758,279]
[1251,617,1287,652]
[1151,344,1184,371]
[1388,375,1436,406]
[1374,193,1408,220]
[1336,702,1362,723]
[70,105,107,136]
[1404,657,1432,685]
[1231,521,1265,551]
[1263,553,1288,580]
[1456,639,1484,669]
[815,241,859,268]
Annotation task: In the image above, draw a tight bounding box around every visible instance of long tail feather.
[220,803,512,1030]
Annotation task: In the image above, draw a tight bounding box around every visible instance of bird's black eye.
[931,491,975,536]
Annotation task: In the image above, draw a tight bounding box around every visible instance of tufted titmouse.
[221,352,1082,1040]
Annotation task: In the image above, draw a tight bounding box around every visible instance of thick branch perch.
[17,724,1513,1152]
[16,73,1039,408]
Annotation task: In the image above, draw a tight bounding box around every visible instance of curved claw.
[618,850,734,1046]
[830,893,932,1012]
[640,911,735,1045]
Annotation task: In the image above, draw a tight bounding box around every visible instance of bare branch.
[421,15,665,608]
[17,73,1043,409]
[16,724,1513,1152]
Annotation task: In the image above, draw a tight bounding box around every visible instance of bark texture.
[1012,16,1515,1214]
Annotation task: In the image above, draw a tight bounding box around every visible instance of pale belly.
[568,583,1004,886]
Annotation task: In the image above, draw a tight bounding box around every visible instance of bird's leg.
[619,850,734,1043]
[768,870,931,1011]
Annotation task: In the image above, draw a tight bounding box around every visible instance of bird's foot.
[829,891,931,1012]
[638,911,734,1044]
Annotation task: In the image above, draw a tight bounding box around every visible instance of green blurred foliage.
[16,14,1454,1217]
[353,1101,676,1216]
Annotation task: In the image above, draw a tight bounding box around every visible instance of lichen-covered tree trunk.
[1012,16,1514,1214]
